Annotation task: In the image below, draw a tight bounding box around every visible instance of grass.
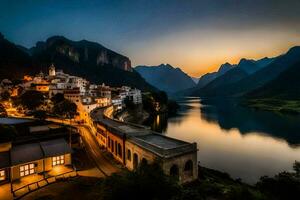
[244,98,300,115]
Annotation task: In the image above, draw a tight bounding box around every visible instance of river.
[147,97,300,184]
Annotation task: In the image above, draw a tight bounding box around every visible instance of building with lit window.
[1,139,72,182]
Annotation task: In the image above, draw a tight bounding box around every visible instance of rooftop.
[0,118,33,125]
[0,151,10,169]
[136,134,187,149]
[40,138,72,157]
[10,143,43,166]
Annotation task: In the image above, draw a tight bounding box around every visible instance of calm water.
[149,97,300,184]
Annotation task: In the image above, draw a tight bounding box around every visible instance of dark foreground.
[22,161,300,200]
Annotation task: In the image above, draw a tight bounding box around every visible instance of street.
[78,126,120,176]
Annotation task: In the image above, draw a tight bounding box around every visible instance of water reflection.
[149,97,300,184]
[200,98,300,147]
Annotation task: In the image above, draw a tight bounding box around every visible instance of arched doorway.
[184,160,193,176]
[133,153,139,169]
[127,149,131,161]
[117,143,122,158]
[170,164,179,180]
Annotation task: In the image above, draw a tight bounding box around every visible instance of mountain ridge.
[0,33,156,91]
[135,64,196,94]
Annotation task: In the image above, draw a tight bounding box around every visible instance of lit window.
[20,163,35,177]
[52,155,65,166]
[0,170,5,181]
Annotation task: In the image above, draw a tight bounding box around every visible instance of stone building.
[91,107,198,184]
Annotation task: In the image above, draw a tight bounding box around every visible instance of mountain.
[135,64,196,94]
[218,46,300,97]
[192,56,279,96]
[196,62,233,88]
[246,61,300,100]
[0,33,37,80]
[191,77,199,84]
[0,34,155,91]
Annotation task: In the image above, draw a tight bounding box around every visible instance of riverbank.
[114,104,150,124]
[244,98,300,115]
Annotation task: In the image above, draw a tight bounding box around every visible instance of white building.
[127,88,142,104]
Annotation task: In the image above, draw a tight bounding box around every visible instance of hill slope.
[135,64,196,93]
[0,33,36,80]
[0,34,155,91]
[244,61,300,114]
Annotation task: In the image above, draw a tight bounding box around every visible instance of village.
[0,65,198,199]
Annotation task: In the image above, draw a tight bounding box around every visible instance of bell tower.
[49,64,56,76]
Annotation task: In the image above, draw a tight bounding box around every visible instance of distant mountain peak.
[135,64,195,93]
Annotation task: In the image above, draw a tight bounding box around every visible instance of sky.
[1,0,300,77]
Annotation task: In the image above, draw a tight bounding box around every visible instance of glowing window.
[52,155,65,166]
[0,170,5,181]
[20,163,35,177]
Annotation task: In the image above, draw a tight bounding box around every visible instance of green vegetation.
[143,91,179,115]
[245,99,300,115]
[0,90,10,101]
[0,103,7,117]
[24,161,300,200]
[14,90,45,110]
[52,99,77,119]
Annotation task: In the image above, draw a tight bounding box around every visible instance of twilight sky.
[1,0,300,77]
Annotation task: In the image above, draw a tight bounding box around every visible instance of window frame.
[0,170,5,181]
[52,155,65,166]
[20,163,35,177]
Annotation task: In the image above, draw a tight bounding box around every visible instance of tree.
[98,162,180,200]
[124,97,135,109]
[51,93,65,104]
[17,90,45,110]
[32,110,47,121]
[53,99,77,119]
[0,90,10,101]
[293,160,300,177]
[0,103,7,117]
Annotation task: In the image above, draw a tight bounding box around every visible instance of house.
[0,139,72,183]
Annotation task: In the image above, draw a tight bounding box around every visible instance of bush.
[98,162,180,200]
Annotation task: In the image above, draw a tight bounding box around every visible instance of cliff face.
[30,36,132,71]
[0,34,156,91]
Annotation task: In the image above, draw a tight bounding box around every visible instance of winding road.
[78,125,120,176]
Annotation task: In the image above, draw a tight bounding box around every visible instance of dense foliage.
[142,91,179,115]
[15,90,45,110]
[52,99,77,118]
[98,162,180,200]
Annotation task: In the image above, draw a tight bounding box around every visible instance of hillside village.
[0,64,142,120]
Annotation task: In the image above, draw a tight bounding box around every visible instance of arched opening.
[111,140,114,152]
[184,160,193,176]
[108,137,111,148]
[170,164,179,180]
[117,143,122,158]
[133,153,139,169]
[127,149,131,161]
[115,141,117,155]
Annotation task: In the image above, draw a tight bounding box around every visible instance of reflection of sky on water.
[158,97,300,184]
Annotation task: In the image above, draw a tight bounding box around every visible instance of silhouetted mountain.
[135,64,196,94]
[196,62,233,88]
[0,34,155,91]
[0,33,37,80]
[191,77,199,84]
[192,54,285,97]
[218,46,300,97]
[246,61,300,100]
